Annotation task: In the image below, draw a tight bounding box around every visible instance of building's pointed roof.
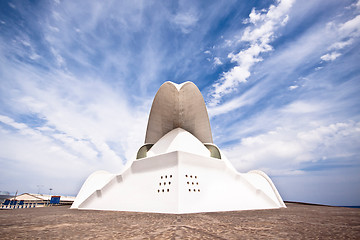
[145,81,213,144]
[147,128,210,157]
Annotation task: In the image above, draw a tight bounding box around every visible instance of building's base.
[71,151,285,213]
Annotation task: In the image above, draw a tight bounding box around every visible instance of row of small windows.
[158,189,200,192]
[161,175,172,179]
[189,189,200,192]
[187,182,198,185]
[185,175,197,179]
[158,189,170,193]
[159,182,171,186]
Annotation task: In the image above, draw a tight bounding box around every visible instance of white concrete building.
[71,81,286,213]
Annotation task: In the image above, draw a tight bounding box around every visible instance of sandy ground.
[1,202,359,239]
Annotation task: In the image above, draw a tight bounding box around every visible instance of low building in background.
[1,193,75,209]
[0,192,13,204]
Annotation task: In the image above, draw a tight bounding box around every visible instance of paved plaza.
[1,202,359,239]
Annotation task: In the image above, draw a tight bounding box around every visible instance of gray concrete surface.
[1,202,359,239]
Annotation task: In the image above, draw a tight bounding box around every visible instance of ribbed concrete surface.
[1,203,359,239]
[145,81,213,144]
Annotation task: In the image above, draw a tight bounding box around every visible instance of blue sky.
[0,0,359,206]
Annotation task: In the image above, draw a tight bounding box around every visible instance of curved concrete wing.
[179,82,213,144]
[71,170,115,209]
[145,81,213,144]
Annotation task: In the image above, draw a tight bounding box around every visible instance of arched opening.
[204,144,221,159]
[136,144,154,159]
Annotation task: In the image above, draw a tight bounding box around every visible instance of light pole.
[48,188,53,206]
[37,185,44,194]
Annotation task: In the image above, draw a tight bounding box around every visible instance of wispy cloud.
[213,57,222,66]
[209,0,295,106]
[319,11,360,62]
[205,0,360,205]
[223,106,360,174]
[8,2,16,9]
[288,85,298,90]
[0,38,148,193]
[329,39,353,50]
[172,10,199,34]
[320,52,341,62]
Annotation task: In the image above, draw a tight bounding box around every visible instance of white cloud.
[213,57,222,66]
[173,11,198,34]
[329,39,353,50]
[8,3,16,9]
[0,44,149,194]
[321,52,341,61]
[320,14,360,62]
[20,40,31,47]
[48,25,60,32]
[288,85,298,90]
[208,94,249,117]
[29,53,41,60]
[50,47,66,67]
[347,0,360,10]
[339,14,360,37]
[224,121,360,174]
[10,37,42,62]
[208,83,265,117]
[208,0,360,150]
[209,0,295,105]
[281,101,326,114]
[0,124,95,195]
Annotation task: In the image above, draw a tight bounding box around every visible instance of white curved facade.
[71,81,286,213]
